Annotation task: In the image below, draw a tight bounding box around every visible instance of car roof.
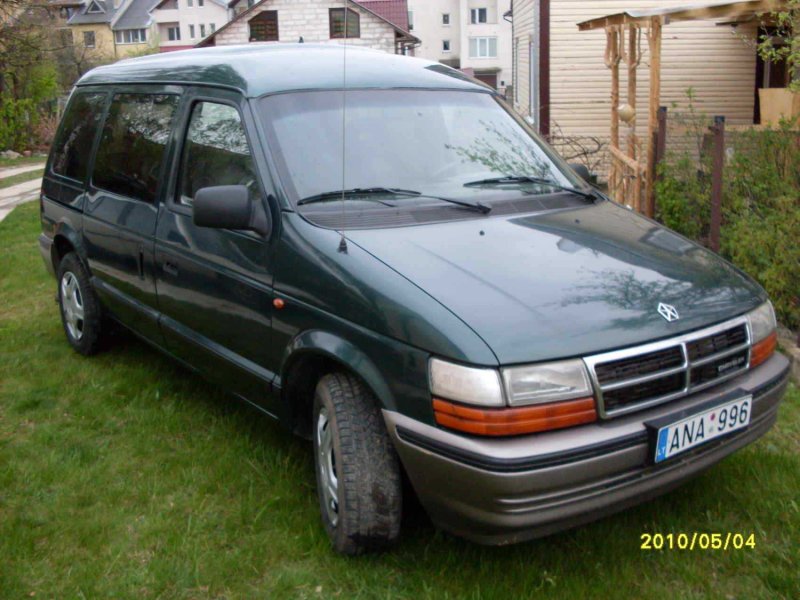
[76,44,491,98]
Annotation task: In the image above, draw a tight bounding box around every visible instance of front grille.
[586,319,751,417]
[686,325,747,361]
[595,346,684,384]
[603,372,685,411]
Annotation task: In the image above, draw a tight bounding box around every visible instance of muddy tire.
[57,252,105,355]
[313,372,402,555]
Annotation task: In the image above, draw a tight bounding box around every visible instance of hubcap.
[60,271,85,341]
[316,406,339,526]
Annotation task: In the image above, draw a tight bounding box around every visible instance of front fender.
[280,329,394,410]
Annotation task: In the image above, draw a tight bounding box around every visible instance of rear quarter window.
[50,92,107,182]
[92,93,179,203]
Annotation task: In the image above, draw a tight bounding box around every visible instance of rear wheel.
[57,252,105,355]
[313,372,402,554]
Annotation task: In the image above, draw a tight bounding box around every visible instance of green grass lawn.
[0,155,47,169]
[0,168,44,190]
[1,201,798,599]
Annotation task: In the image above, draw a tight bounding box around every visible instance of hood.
[346,201,765,365]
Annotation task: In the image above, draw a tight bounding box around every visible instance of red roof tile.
[354,0,409,32]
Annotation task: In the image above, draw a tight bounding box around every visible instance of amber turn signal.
[433,396,597,437]
[750,331,777,368]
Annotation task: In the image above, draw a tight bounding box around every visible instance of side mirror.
[193,185,270,237]
[568,163,594,184]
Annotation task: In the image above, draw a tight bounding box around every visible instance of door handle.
[163,261,179,276]
[137,246,145,279]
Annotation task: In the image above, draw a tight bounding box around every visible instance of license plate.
[654,396,752,463]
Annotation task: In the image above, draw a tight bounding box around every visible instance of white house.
[198,0,418,55]
[406,0,512,91]
[150,0,231,51]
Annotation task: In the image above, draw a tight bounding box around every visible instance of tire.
[313,372,402,555]
[57,252,105,355]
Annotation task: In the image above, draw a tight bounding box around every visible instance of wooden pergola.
[577,0,787,217]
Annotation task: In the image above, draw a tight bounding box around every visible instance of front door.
[83,89,181,342]
[155,90,279,412]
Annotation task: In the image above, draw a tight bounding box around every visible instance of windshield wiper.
[298,187,491,214]
[464,176,599,202]
[297,187,421,207]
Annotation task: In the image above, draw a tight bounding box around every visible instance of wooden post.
[628,25,640,211]
[709,116,725,253]
[645,17,662,218]
[606,27,621,199]
[627,24,637,158]
[656,106,668,168]
[650,105,668,218]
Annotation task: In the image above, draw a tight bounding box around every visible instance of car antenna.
[338,0,349,254]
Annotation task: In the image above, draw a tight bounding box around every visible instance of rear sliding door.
[82,88,181,342]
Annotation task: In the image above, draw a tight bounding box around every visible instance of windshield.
[257,90,577,206]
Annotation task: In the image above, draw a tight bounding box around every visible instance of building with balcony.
[405,0,511,91]
[150,0,231,51]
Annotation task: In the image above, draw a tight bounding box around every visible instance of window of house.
[470,8,487,24]
[187,0,193,6]
[51,92,106,182]
[469,36,497,58]
[86,1,103,13]
[178,102,258,206]
[442,40,450,53]
[93,94,179,203]
[200,24,206,37]
[198,0,204,5]
[442,13,450,26]
[83,30,95,48]
[115,29,147,44]
[408,10,413,30]
[189,24,195,38]
[167,25,181,41]
[249,10,278,41]
[329,8,359,39]
[210,23,215,32]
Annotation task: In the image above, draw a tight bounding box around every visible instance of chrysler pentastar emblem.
[658,302,680,322]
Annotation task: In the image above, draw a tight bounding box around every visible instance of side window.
[93,93,178,203]
[178,102,258,206]
[51,92,106,182]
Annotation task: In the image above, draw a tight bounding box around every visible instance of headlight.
[747,301,776,343]
[747,301,777,368]
[429,358,504,407]
[501,359,593,407]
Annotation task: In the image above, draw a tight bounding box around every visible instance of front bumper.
[384,353,791,545]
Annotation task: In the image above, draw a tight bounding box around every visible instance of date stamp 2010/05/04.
[640,532,756,551]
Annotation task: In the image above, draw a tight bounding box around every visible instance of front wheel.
[57,252,105,355]
[313,373,402,554]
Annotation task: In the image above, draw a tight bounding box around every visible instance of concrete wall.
[214,0,399,54]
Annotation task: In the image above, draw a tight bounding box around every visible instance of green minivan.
[39,44,790,554]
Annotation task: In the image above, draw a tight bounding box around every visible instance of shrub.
[0,98,37,152]
[654,102,800,330]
